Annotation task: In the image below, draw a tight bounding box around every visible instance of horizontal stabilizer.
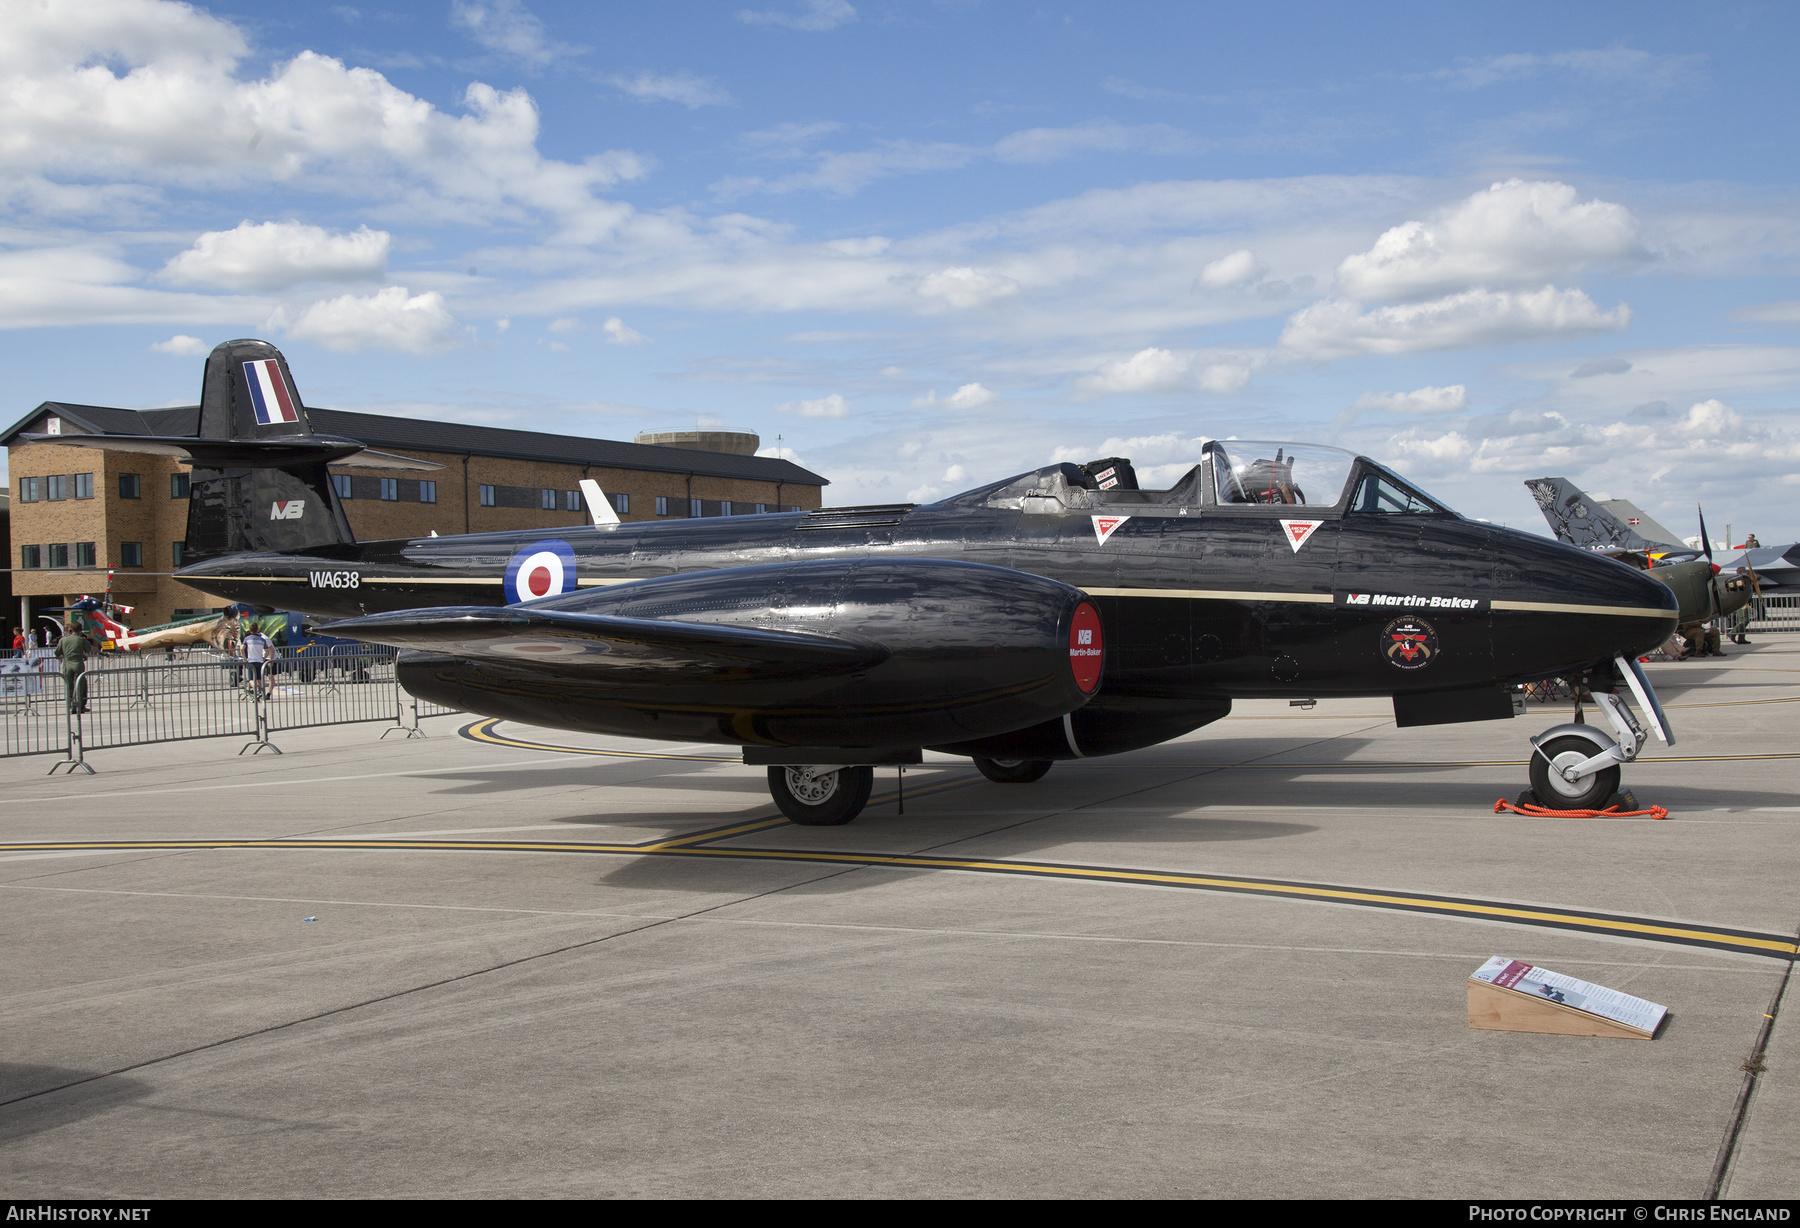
[22,432,442,471]
[324,606,887,681]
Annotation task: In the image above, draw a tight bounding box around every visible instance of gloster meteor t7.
[40,341,1681,824]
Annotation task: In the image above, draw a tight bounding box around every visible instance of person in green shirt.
[58,625,97,715]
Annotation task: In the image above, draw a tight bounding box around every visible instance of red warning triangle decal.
[1091,514,1131,545]
[1279,519,1322,552]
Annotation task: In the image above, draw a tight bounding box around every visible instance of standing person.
[1730,569,1754,645]
[9,627,21,656]
[242,625,273,699]
[58,623,96,715]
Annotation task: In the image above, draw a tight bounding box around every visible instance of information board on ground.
[1470,956,1668,1035]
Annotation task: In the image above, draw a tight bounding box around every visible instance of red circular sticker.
[1068,602,1103,693]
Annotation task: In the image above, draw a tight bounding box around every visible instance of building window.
[119,473,141,499]
[48,543,70,568]
[480,484,496,507]
[18,477,40,502]
[75,542,96,568]
[755,503,767,513]
[656,496,669,516]
[19,545,41,569]
[540,488,555,510]
[172,541,185,567]
[47,475,67,501]
[690,498,703,517]
[333,474,353,499]
[722,501,734,516]
[171,473,190,499]
[613,493,630,514]
[562,490,578,512]
[420,480,437,504]
[379,477,399,501]
[120,542,143,567]
[74,473,94,499]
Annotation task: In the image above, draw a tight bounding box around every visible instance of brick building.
[4,403,827,632]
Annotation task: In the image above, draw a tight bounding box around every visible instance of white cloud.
[738,1,857,31]
[603,317,644,345]
[912,382,997,410]
[1336,180,1640,301]
[276,286,462,354]
[1438,48,1701,92]
[159,221,388,291]
[722,140,974,197]
[756,444,807,465]
[1076,347,1254,395]
[1678,398,1742,435]
[548,316,580,332]
[1352,385,1468,414]
[0,243,256,328]
[150,334,207,355]
[916,267,1020,310]
[1281,286,1630,359]
[605,71,732,108]
[1735,301,1800,324]
[0,3,643,227]
[777,393,849,417]
[450,0,574,66]
[742,121,843,153]
[992,121,1203,164]
[1198,249,1265,288]
[1099,77,1188,103]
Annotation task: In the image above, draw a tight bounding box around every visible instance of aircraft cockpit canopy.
[943,439,1456,518]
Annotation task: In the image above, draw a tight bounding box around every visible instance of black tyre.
[1528,735,1621,810]
[972,756,1054,784]
[768,765,874,826]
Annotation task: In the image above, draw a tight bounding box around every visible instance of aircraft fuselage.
[177,498,1677,714]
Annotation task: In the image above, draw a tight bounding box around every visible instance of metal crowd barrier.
[1746,594,1800,633]
[1,645,462,770]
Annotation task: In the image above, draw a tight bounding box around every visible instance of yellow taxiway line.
[0,835,1792,961]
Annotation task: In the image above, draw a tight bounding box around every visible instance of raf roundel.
[504,539,579,604]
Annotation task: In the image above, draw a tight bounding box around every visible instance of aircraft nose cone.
[1494,528,1677,677]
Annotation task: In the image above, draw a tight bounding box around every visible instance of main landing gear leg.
[1525,655,1674,809]
[768,765,875,826]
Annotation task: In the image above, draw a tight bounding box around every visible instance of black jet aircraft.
[39,340,1680,823]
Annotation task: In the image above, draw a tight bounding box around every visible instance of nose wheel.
[1528,735,1622,810]
[768,765,874,826]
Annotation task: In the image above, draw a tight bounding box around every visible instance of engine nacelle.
[395,557,1103,750]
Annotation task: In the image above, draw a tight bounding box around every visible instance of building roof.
[2,401,829,488]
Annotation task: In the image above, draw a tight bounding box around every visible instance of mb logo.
[270,500,306,520]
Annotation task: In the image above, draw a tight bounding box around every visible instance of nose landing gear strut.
[1527,655,1675,810]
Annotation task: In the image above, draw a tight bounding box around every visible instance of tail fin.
[183,339,356,560]
[25,339,436,561]
[1524,476,1649,551]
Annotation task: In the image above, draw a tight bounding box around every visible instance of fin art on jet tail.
[1525,477,1659,552]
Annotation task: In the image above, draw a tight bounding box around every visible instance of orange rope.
[1494,798,1669,820]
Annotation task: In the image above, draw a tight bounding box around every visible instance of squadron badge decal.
[1383,615,1438,670]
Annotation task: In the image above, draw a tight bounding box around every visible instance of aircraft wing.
[325,607,887,682]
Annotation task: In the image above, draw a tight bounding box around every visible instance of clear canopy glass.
[1206,441,1357,508]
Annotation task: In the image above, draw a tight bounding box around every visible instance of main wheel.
[971,756,1054,784]
[1528,735,1621,810]
[768,765,874,826]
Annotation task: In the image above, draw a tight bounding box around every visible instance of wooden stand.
[1468,978,1656,1040]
